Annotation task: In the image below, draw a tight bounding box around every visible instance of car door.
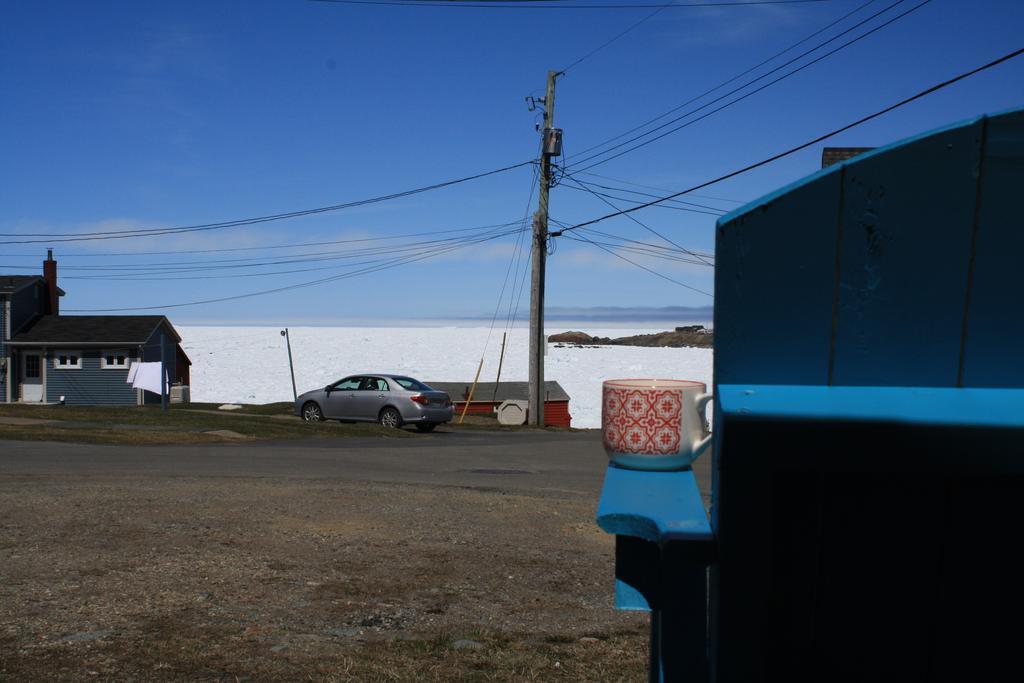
[324,376,362,419]
[350,376,391,421]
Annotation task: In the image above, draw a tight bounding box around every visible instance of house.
[426,380,572,428]
[1,251,190,405]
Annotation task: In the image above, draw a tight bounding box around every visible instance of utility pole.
[529,70,561,426]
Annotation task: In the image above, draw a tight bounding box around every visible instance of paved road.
[0,430,713,500]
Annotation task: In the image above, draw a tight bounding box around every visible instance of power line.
[559,177,727,214]
[57,231,523,281]
[569,0,933,172]
[560,185,724,215]
[561,172,715,265]
[558,0,675,74]
[505,244,534,331]
[555,45,1024,235]
[558,218,715,265]
[503,169,540,336]
[0,221,531,259]
[574,171,747,203]
[65,254,424,282]
[501,161,539,327]
[576,226,714,259]
[483,160,540,353]
[572,232,714,265]
[0,221,527,272]
[567,0,881,162]
[56,226,530,281]
[564,231,713,296]
[0,161,534,244]
[63,225,524,312]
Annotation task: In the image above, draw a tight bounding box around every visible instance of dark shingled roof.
[0,275,43,294]
[0,274,66,296]
[10,315,180,344]
[821,147,875,168]
[426,381,570,403]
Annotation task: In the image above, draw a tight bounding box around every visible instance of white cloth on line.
[131,362,167,395]
[126,362,140,384]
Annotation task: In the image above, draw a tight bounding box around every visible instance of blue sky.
[1,0,1021,324]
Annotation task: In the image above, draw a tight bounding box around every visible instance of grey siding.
[1,296,6,402]
[10,281,47,336]
[45,349,139,405]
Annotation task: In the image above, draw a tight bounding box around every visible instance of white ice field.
[180,325,714,429]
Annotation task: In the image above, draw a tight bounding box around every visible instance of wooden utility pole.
[529,70,560,426]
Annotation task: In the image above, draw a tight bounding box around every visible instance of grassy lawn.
[188,401,294,415]
[186,402,577,431]
[0,403,413,445]
[0,400,581,445]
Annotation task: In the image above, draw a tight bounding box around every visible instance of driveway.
[0,429,713,499]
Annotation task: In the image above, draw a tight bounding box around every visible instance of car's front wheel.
[379,407,403,428]
[302,402,323,422]
[415,423,436,433]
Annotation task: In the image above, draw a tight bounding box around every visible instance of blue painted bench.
[597,106,1024,682]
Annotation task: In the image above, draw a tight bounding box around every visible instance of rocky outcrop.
[547,331,595,344]
[551,325,713,349]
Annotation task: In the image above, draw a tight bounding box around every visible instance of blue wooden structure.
[597,107,1024,681]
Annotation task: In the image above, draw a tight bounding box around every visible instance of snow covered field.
[180,325,713,429]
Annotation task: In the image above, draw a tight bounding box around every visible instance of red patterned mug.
[602,379,713,471]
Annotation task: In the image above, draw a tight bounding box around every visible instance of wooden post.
[281,328,297,402]
[458,356,486,425]
[491,332,507,408]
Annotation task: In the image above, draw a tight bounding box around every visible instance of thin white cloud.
[658,3,808,48]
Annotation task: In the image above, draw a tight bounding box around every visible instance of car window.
[392,377,431,391]
[360,377,388,391]
[332,377,362,391]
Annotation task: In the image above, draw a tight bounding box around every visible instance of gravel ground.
[0,474,648,681]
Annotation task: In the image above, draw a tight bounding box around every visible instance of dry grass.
[0,401,583,445]
[0,477,647,681]
[0,627,649,682]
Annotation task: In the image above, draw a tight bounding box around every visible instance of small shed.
[426,381,572,428]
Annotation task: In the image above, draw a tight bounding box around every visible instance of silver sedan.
[294,374,453,432]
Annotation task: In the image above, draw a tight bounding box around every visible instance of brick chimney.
[43,249,59,315]
[821,147,874,169]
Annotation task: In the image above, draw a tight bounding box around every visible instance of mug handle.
[693,392,714,455]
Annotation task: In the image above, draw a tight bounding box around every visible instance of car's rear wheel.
[415,423,436,433]
[379,407,403,428]
[302,402,323,422]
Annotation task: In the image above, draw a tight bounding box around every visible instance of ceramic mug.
[602,379,713,471]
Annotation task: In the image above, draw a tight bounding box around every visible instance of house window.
[53,351,82,370]
[101,350,131,369]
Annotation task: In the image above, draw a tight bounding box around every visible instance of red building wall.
[454,400,572,428]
